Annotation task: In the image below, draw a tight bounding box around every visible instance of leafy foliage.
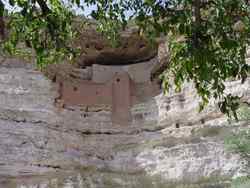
[237,103,250,121]
[0,0,250,115]
[224,104,250,187]
[1,0,77,68]
[225,130,250,157]
[231,176,250,188]
[224,105,250,157]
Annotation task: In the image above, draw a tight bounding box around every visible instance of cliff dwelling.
[0,18,249,188]
[48,27,166,125]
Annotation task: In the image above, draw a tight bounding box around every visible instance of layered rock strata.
[0,60,248,187]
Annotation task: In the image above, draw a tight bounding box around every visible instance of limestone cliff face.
[0,57,249,187]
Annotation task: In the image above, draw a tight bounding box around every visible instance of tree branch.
[36,0,51,15]
[194,0,201,48]
[0,0,5,39]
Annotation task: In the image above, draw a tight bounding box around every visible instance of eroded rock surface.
[0,60,249,188]
[71,23,157,67]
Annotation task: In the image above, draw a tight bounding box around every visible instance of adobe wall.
[57,58,161,124]
[92,58,157,83]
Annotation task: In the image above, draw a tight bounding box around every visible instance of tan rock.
[73,26,157,67]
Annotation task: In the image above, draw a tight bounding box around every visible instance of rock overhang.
[72,23,158,67]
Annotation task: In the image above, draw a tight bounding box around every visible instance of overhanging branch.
[0,0,5,39]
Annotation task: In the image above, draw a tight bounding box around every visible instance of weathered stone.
[73,26,157,67]
[151,41,170,80]
[0,57,249,187]
[92,58,157,84]
[43,62,92,83]
[0,56,33,69]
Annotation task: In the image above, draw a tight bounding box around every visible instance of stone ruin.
[46,27,168,125]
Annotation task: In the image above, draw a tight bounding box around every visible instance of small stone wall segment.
[59,71,133,125]
[92,58,157,84]
[112,72,132,124]
[59,80,112,106]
